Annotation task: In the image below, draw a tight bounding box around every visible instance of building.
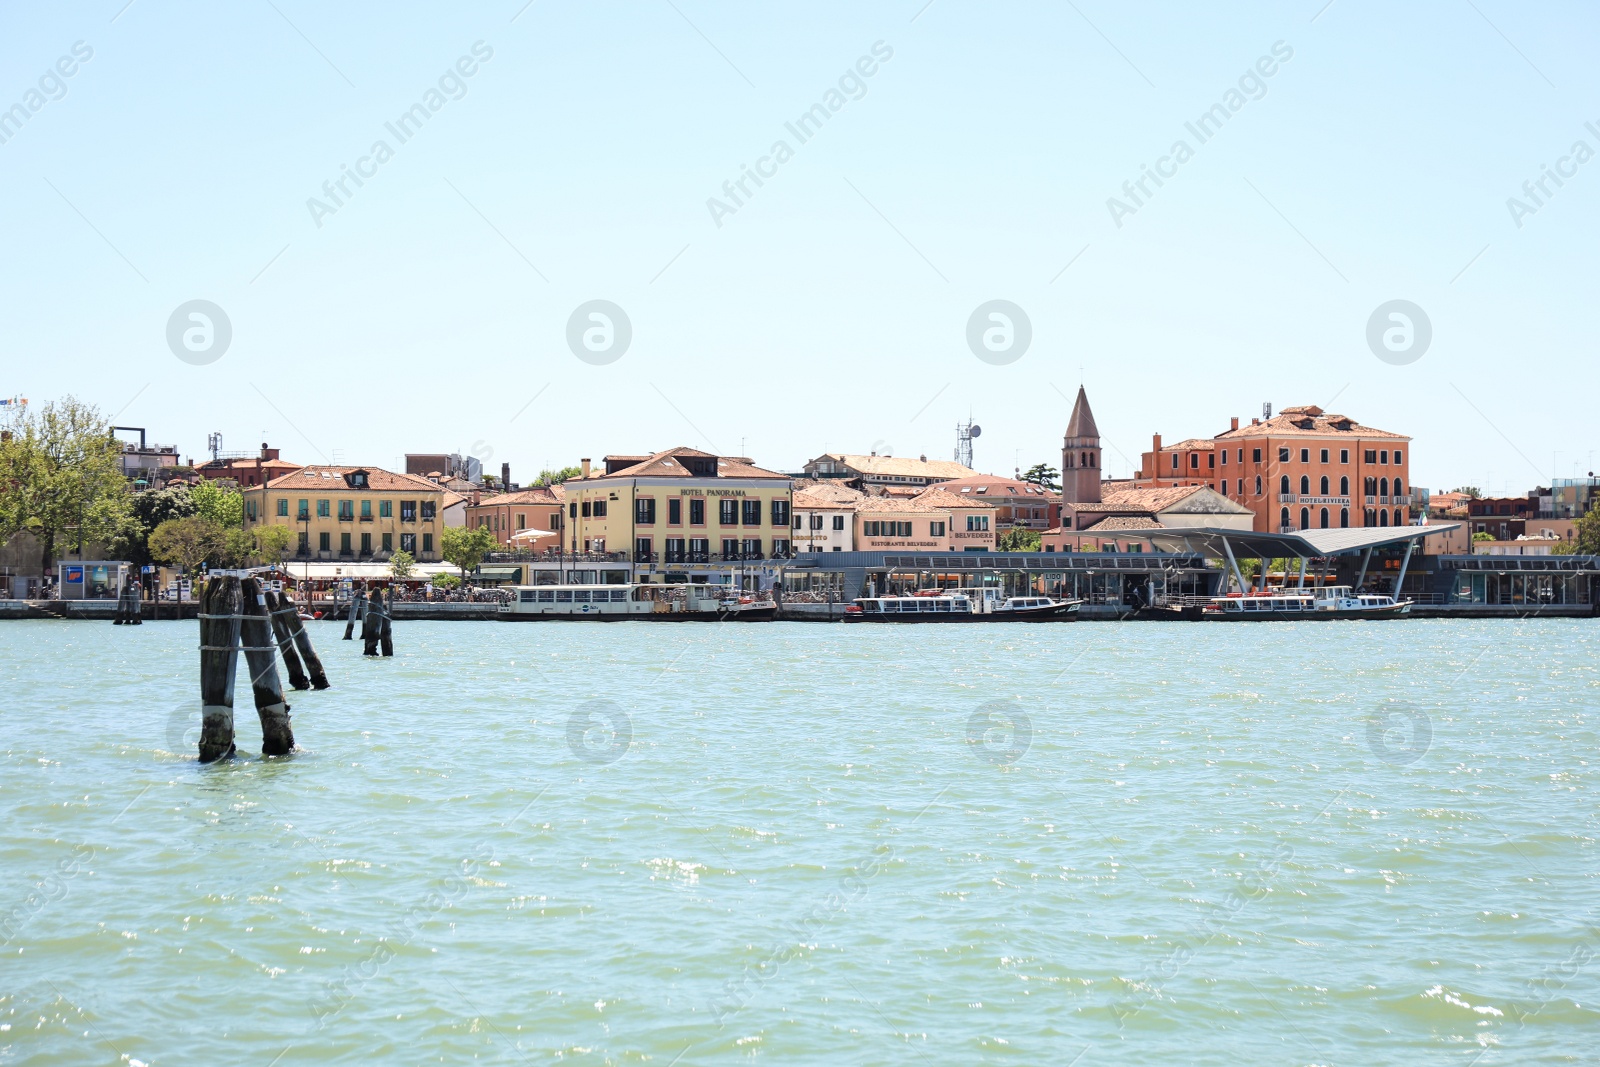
[1135,434,1218,490]
[852,487,998,552]
[197,443,300,488]
[242,465,449,562]
[1061,386,1103,504]
[1059,483,1255,542]
[1466,495,1538,539]
[791,480,865,552]
[927,474,1060,530]
[1548,476,1600,519]
[405,452,482,485]
[802,452,977,492]
[1211,406,1411,532]
[563,448,793,562]
[464,485,565,546]
[111,428,183,487]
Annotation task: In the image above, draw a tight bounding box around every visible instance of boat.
[1201,585,1411,620]
[498,583,776,621]
[843,589,1081,622]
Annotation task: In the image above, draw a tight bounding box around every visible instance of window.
[1300,507,1309,530]
[741,538,762,559]
[1171,454,1179,471]
[771,538,791,557]
[515,513,525,530]
[360,500,372,520]
[550,514,561,530]
[593,500,607,518]
[1189,454,1198,469]
[1340,508,1349,528]
[1320,508,1329,529]
[1320,475,1329,495]
[722,537,739,558]
[690,498,706,525]
[581,500,592,518]
[1254,476,1262,495]
[1280,475,1290,494]
[1394,450,1403,464]
[1394,508,1403,526]
[338,500,353,521]
[420,502,435,521]
[400,532,415,553]
[1300,475,1310,494]
[297,499,309,520]
[833,515,845,530]
[1340,476,1349,495]
[246,500,256,520]
[1381,478,1389,497]
[276,498,288,517]
[360,532,372,554]
[1320,449,1329,463]
[931,521,946,536]
[317,499,331,518]
[401,500,416,522]
[568,502,577,519]
[1364,449,1377,463]
[1380,450,1389,464]
[380,500,392,518]
[340,533,352,554]
[297,532,309,554]
[1341,449,1349,463]
[770,499,790,526]
[1380,510,1389,527]
[1208,452,1215,469]
[635,537,652,560]
[635,498,656,524]
[422,533,433,553]
[742,499,761,525]
[689,538,708,561]
[664,537,685,562]
[720,499,738,525]
[1300,448,1310,463]
[1394,478,1403,496]
[1278,447,1290,462]
[382,532,392,552]
[1237,479,1244,496]
[319,532,330,551]
[1252,448,1262,463]
[806,514,820,530]
[1221,450,1228,466]
[1280,507,1290,529]
[966,515,989,531]
[668,498,682,525]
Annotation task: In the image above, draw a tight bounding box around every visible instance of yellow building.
[243,465,449,562]
[564,448,793,567]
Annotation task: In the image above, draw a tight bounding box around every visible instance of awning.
[477,565,524,579]
[1144,523,1461,558]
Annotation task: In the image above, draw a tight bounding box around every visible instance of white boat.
[1202,584,1411,620]
[498,584,776,621]
[844,589,1081,623]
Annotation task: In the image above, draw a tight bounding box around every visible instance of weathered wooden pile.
[112,575,142,625]
[196,574,320,763]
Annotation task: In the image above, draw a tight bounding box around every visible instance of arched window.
[1300,507,1310,530]
[1300,475,1310,495]
[1081,453,1087,468]
[1340,507,1349,528]
[1091,453,1096,468]
[1320,507,1330,528]
[1379,510,1389,527]
[1380,477,1389,498]
[1365,477,1377,496]
[1394,478,1403,496]
[1394,508,1403,526]
[1340,476,1349,496]
[1280,507,1290,530]
[1320,475,1330,495]
[1280,475,1290,494]
[1254,476,1262,495]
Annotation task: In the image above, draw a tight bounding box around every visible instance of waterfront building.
[791,481,864,552]
[563,448,793,563]
[1134,434,1218,491]
[802,452,976,491]
[242,465,450,562]
[927,474,1060,530]
[196,442,299,488]
[1060,483,1254,536]
[853,488,998,552]
[465,485,564,546]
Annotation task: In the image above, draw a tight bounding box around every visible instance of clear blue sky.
[2,1,1594,495]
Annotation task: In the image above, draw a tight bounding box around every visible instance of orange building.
[464,485,565,546]
[1135,435,1217,489]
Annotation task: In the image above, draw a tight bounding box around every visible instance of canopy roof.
[1145,523,1460,558]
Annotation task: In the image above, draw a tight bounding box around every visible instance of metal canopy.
[1145,523,1460,559]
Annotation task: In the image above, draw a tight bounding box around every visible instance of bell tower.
[1061,386,1102,504]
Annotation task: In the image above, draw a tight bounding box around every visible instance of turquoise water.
[1,618,1596,1065]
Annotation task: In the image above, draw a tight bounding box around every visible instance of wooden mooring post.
[113,574,143,625]
[279,590,330,689]
[264,588,311,690]
[240,576,295,756]
[195,572,313,762]
[360,588,388,657]
[197,575,241,763]
[342,582,366,641]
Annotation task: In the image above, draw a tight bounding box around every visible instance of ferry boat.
[844,589,1080,623]
[498,584,777,621]
[1202,585,1411,621]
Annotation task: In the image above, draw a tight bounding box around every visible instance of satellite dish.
[969,425,982,438]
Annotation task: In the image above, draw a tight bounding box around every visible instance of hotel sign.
[679,488,747,497]
[1298,496,1352,505]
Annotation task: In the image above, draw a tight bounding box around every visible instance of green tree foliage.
[252,524,295,566]
[1560,502,1600,555]
[431,572,462,590]
[0,397,131,571]
[534,465,583,486]
[440,525,497,579]
[148,516,227,575]
[998,525,1042,551]
[388,549,416,578]
[1471,531,1495,542]
[1021,463,1061,492]
[117,485,198,567]
[1452,486,1483,499]
[189,479,243,527]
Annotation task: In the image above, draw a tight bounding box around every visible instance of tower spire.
[1062,386,1102,504]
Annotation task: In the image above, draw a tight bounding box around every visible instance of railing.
[1278,493,1297,503]
[1365,495,1377,504]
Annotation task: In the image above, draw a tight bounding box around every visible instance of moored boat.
[844,589,1080,622]
[1202,584,1411,621]
[499,584,776,621]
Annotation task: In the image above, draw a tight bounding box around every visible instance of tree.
[1567,501,1600,555]
[1453,486,1483,500]
[1021,463,1061,492]
[116,484,198,568]
[221,528,257,567]
[148,516,227,575]
[189,479,243,527]
[431,572,462,590]
[1471,531,1495,542]
[440,525,497,579]
[0,397,131,572]
[252,524,294,566]
[389,549,416,578]
[998,525,1042,551]
[534,465,583,486]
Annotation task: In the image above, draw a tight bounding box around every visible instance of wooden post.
[281,590,330,690]
[378,589,393,657]
[129,577,142,624]
[361,588,383,656]
[197,575,241,763]
[264,589,311,690]
[240,576,295,756]
[342,582,366,640]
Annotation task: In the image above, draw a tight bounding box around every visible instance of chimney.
[1230,416,1239,431]
[1251,418,1259,426]
[1152,433,1162,455]
[580,457,591,478]
[501,462,511,488]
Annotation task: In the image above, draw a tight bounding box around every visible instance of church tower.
[1061,386,1102,504]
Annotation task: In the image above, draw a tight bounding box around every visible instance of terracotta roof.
[1082,515,1164,531]
[1163,438,1215,451]
[1215,406,1409,441]
[855,496,956,514]
[266,465,444,492]
[931,474,1060,499]
[1095,484,1209,511]
[473,486,563,506]
[810,453,977,480]
[1065,386,1099,439]
[792,482,867,508]
[590,446,786,480]
[911,487,997,510]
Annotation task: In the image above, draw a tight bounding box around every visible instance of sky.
[1,0,1595,496]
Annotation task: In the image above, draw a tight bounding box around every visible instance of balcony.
[1277,493,1297,503]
